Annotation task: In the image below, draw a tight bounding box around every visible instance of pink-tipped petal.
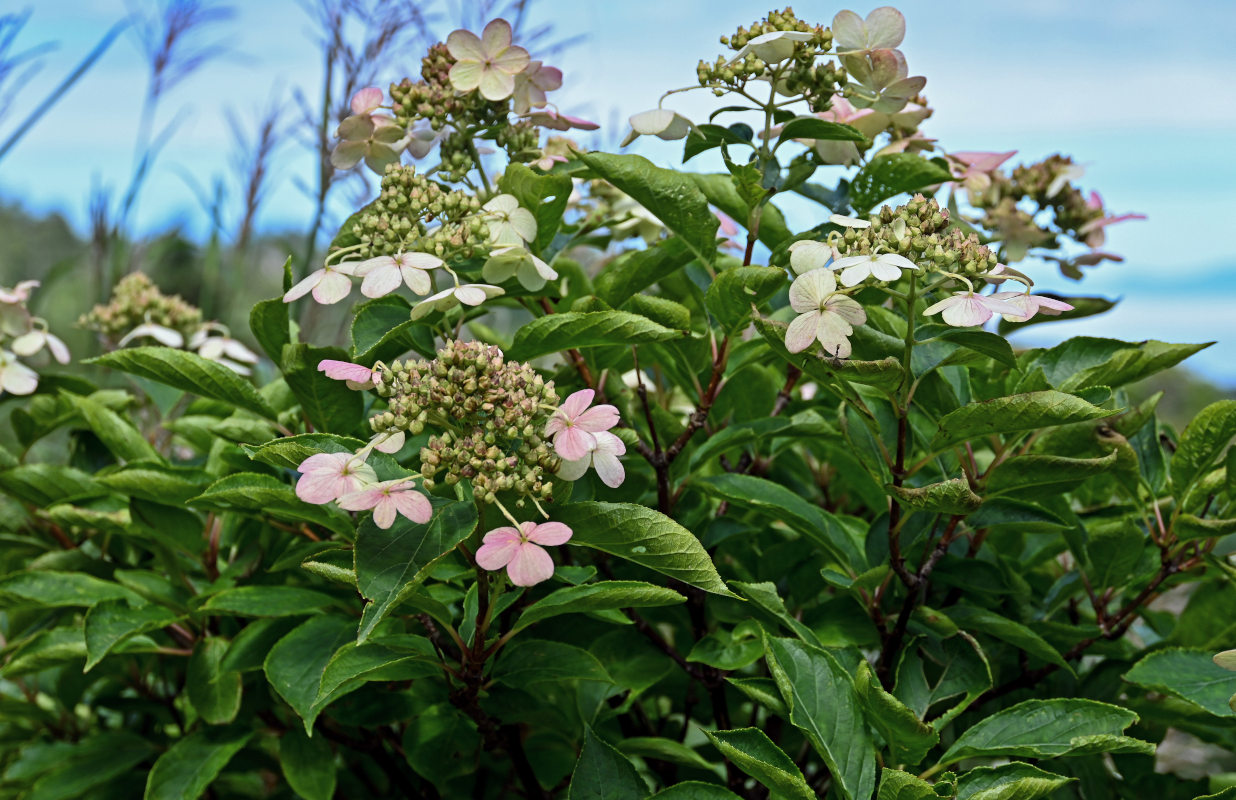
[575,404,620,433]
[526,521,573,546]
[393,490,432,524]
[361,263,402,298]
[283,271,321,302]
[476,527,522,570]
[319,360,375,384]
[559,389,595,418]
[554,426,596,461]
[351,87,383,115]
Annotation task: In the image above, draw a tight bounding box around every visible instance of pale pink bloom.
[482,245,558,291]
[794,96,888,165]
[373,430,405,454]
[620,108,692,147]
[950,151,1016,201]
[922,291,1024,327]
[355,252,443,298]
[409,284,504,320]
[0,349,37,395]
[283,261,360,305]
[842,48,925,113]
[318,359,381,389]
[1078,192,1146,248]
[350,87,384,115]
[832,7,906,53]
[831,251,918,287]
[338,479,431,529]
[545,388,620,461]
[524,109,599,131]
[295,452,377,504]
[789,240,838,274]
[190,326,258,375]
[529,151,568,171]
[785,268,866,356]
[118,322,184,348]
[729,30,815,65]
[0,280,39,305]
[331,114,406,173]
[557,430,626,488]
[12,326,70,364]
[446,19,530,101]
[988,292,1074,323]
[483,194,537,247]
[513,61,562,114]
[475,520,573,587]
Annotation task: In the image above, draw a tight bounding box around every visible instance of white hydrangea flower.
[831,251,918,287]
[785,268,866,356]
[482,246,558,291]
[483,194,537,247]
[409,284,505,320]
[620,108,693,147]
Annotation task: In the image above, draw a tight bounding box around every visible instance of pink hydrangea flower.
[1079,192,1146,248]
[283,261,360,305]
[557,430,626,488]
[338,479,432,529]
[475,520,573,586]
[295,452,377,504]
[355,252,443,298]
[318,359,381,389]
[446,19,530,101]
[950,151,1016,200]
[544,388,619,461]
[988,292,1074,323]
[350,87,384,115]
[922,291,1023,327]
[513,61,562,114]
[524,110,599,131]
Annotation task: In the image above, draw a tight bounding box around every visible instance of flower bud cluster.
[341,165,489,261]
[1008,156,1103,235]
[699,9,840,106]
[374,340,561,505]
[80,272,202,343]
[390,44,507,132]
[834,196,999,276]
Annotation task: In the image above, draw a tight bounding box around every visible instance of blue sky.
[5,0,1236,382]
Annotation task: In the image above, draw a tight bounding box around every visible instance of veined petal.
[448,60,483,92]
[478,69,516,101]
[401,267,433,296]
[815,312,855,358]
[789,240,832,274]
[575,404,620,433]
[0,359,37,396]
[506,542,554,586]
[284,270,323,303]
[527,521,572,546]
[838,263,872,287]
[865,6,906,49]
[508,207,538,243]
[785,311,821,354]
[831,9,866,50]
[591,432,627,488]
[312,269,353,304]
[392,489,432,524]
[398,252,444,270]
[453,285,488,306]
[375,431,405,453]
[491,45,530,75]
[555,427,597,462]
[480,18,513,54]
[788,268,837,312]
[371,497,398,529]
[560,389,595,419]
[878,253,918,272]
[941,295,991,327]
[630,108,677,136]
[360,263,402,298]
[476,527,521,570]
[556,455,589,481]
[868,260,904,282]
[446,28,484,61]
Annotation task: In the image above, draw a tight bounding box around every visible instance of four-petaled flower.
[483,194,537,247]
[482,246,558,291]
[788,240,838,274]
[409,284,505,320]
[295,452,377,504]
[331,114,406,173]
[922,291,1024,327]
[545,388,620,461]
[831,251,919,287]
[283,260,360,305]
[0,349,37,396]
[189,327,259,375]
[338,479,432,529]
[557,430,626,488]
[832,6,906,53]
[12,324,70,365]
[785,268,867,356]
[730,30,816,65]
[988,292,1074,323]
[475,520,573,587]
[950,151,1016,202]
[318,359,381,389]
[356,252,444,298]
[446,19,530,101]
[512,61,562,114]
[620,109,693,147]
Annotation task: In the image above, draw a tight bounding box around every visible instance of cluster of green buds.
[79,272,202,344]
[390,44,508,133]
[373,340,562,506]
[339,165,488,261]
[833,196,999,276]
[1008,155,1103,234]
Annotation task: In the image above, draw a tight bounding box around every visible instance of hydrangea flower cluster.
[298,340,626,587]
[0,280,69,396]
[81,272,256,374]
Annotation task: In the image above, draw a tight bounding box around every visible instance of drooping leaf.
[511,580,685,634]
[853,660,938,766]
[876,769,936,800]
[705,728,814,800]
[1124,648,1236,717]
[507,310,686,361]
[954,763,1073,800]
[1171,400,1236,497]
[944,605,1071,671]
[186,637,242,725]
[89,347,276,419]
[705,266,787,331]
[594,238,696,307]
[932,391,1111,449]
[62,391,160,462]
[776,117,867,145]
[887,478,982,514]
[985,450,1118,495]
[567,726,648,800]
[278,725,337,800]
[263,615,357,734]
[143,726,253,800]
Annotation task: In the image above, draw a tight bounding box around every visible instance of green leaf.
[350,295,435,364]
[278,725,336,800]
[88,347,276,419]
[650,783,742,800]
[200,586,337,617]
[316,636,440,700]
[594,238,696,307]
[917,325,1018,370]
[777,117,867,145]
[26,734,155,800]
[355,498,478,642]
[555,502,735,597]
[696,474,864,571]
[0,570,137,609]
[62,391,160,462]
[186,637,242,725]
[220,618,301,673]
[1124,648,1236,717]
[143,726,252,800]
[705,266,786,331]
[1174,513,1236,540]
[937,698,1153,766]
[511,580,685,634]
[764,636,877,800]
[250,256,293,362]
[0,464,104,506]
[568,726,648,800]
[244,432,366,470]
[877,769,936,800]
[281,343,363,434]
[754,317,902,388]
[500,162,572,252]
[494,639,613,686]
[189,472,353,537]
[850,154,952,214]
[894,633,992,730]
[1083,521,1145,586]
[955,763,1073,800]
[690,173,792,249]
[579,151,719,266]
[888,478,982,514]
[706,728,813,800]
[733,582,820,645]
[507,310,686,361]
[683,124,753,162]
[986,450,1117,495]
[84,599,177,671]
[854,660,938,766]
[1172,400,1236,497]
[264,615,356,734]
[616,738,714,771]
[1031,337,1209,391]
[402,703,481,791]
[686,626,764,671]
[932,391,1111,449]
[944,606,1071,672]
[97,461,212,505]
